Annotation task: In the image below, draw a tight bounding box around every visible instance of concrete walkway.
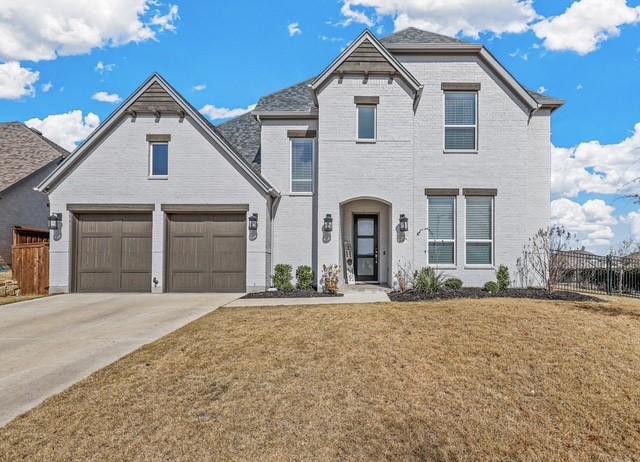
[226,285,390,307]
[0,292,240,427]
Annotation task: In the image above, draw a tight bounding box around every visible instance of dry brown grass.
[2,297,640,461]
[0,295,43,306]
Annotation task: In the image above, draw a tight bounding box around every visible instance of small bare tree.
[517,226,578,291]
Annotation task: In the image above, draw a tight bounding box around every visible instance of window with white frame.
[357,105,376,140]
[149,143,169,177]
[427,196,456,265]
[444,92,477,151]
[465,196,493,265]
[291,138,314,193]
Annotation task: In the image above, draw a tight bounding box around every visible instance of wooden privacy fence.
[12,227,49,295]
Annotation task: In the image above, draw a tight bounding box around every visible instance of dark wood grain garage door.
[167,213,246,292]
[74,213,152,292]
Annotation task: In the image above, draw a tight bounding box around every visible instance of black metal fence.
[551,250,640,298]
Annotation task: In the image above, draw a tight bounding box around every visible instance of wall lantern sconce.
[248,213,258,231]
[323,214,333,232]
[48,213,62,230]
[399,214,409,233]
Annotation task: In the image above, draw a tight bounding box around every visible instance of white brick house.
[37,28,563,293]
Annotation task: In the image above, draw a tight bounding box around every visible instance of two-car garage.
[73,211,247,293]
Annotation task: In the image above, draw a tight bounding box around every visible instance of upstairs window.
[149,143,169,177]
[427,196,456,265]
[357,105,376,140]
[466,196,493,265]
[444,92,477,151]
[291,138,314,193]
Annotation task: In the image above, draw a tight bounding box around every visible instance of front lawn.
[2,297,640,460]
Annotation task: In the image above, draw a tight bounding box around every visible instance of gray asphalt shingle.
[380,27,464,44]
[216,112,261,173]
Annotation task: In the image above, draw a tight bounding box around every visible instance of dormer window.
[355,96,378,142]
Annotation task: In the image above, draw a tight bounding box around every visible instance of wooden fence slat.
[12,243,49,295]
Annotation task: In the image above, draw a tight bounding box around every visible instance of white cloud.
[551,198,618,247]
[340,2,375,27]
[192,84,206,92]
[92,91,122,104]
[199,103,256,121]
[537,86,547,94]
[551,123,640,198]
[25,110,100,151]
[0,1,180,62]
[288,22,302,36]
[150,4,180,32]
[0,62,39,100]
[319,35,344,42]
[338,0,538,37]
[533,0,640,55]
[622,212,640,241]
[41,82,53,92]
[95,61,116,74]
[576,83,583,90]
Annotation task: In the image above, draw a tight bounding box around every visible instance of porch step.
[342,283,392,294]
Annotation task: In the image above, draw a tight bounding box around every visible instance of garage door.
[167,213,246,292]
[74,213,152,292]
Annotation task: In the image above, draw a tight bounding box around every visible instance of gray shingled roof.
[527,89,564,106]
[381,27,463,44]
[216,112,261,173]
[0,122,68,192]
[254,78,315,113]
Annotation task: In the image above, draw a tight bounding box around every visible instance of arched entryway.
[339,197,392,286]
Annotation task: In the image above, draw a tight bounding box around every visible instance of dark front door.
[354,215,378,282]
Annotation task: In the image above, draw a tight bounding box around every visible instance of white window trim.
[356,104,377,142]
[426,196,456,268]
[464,196,494,268]
[289,138,315,195]
[148,142,168,179]
[443,91,478,153]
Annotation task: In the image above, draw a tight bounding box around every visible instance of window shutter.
[428,197,454,239]
[291,139,313,193]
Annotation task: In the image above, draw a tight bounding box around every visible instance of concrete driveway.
[0,292,240,427]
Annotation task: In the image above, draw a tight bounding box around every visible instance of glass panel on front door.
[354,216,378,282]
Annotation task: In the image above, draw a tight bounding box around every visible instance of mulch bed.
[389,287,601,302]
[242,289,344,299]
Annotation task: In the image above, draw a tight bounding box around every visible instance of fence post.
[606,255,613,295]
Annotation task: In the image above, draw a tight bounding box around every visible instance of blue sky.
[1,0,639,253]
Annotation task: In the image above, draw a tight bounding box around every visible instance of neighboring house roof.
[380,27,463,45]
[37,74,278,197]
[0,122,68,192]
[216,112,261,173]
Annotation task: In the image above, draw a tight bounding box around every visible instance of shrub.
[273,264,294,292]
[484,281,499,295]
[321,264,341,294]
[394,259,414,292]
[496,265,511,291]
[444,277,463,290]
[414,267,446,294]
[295,265,314,290]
